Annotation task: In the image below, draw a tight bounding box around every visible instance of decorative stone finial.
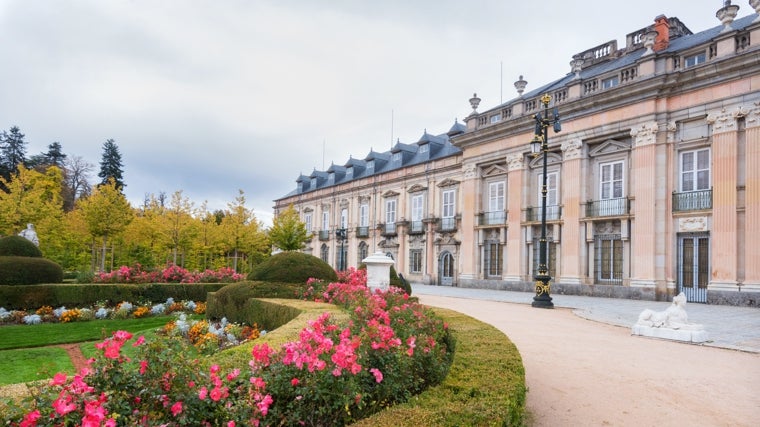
[751,0,760,22]
[570,56,584,79]
[642,30,658,55]
[514,75,528,96]
[716,0,740,31]
[469,93,481,114]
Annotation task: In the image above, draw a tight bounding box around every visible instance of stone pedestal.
[363,251,394,292]
[631,324,709,343]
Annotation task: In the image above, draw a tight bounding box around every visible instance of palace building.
[274,2,760,305]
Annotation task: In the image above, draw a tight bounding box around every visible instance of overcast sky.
[0,0,746,225]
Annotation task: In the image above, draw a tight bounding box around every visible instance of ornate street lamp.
[531,94,561,309]
[335,228,348,271]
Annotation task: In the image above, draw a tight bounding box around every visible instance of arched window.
[320,244,329,263]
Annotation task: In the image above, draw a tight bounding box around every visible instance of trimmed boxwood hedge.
[248,251,338,284]
[205,281,302,324]
[0,236,42,258]
[0,257,62,286]
[0,283,228,310]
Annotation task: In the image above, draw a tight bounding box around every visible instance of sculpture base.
[631,325,709,343]
[531,293,554,309]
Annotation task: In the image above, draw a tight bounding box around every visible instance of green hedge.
[205,281,302,323]
[351,307,526,426]
[248,251,338,284]
[0,283,228,310]
[0,257,63,286]
[0,236,42,258]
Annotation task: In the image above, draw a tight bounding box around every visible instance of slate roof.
[279,121,464,198]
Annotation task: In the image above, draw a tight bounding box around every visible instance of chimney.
[653,15,670,52]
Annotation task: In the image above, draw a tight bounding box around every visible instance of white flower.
[151,304,166,315]
[185,301,196,311]
[95,308,110,319]
[23,314,42,325]
[119,302,133,312]
[53,307,66,318]
[0,307,9,321]
[165,297,175,306]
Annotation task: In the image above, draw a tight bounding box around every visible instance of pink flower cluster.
[93,263,244,284]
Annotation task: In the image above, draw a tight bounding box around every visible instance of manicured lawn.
[0,316,199,350]
[0,347,74,386]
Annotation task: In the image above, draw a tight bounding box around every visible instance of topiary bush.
[0,256,63,285]
[248,251,338,284]
[0,235,43,258]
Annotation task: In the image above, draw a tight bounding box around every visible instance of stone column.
[458,163,479,284]
[707,108,739,290]
[504,153,524,282]
[559,139,583,284]
[629,122,659,289]
[743,104,760,290]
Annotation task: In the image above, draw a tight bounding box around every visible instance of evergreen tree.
[0,126,28,182]
[44,142,67,168]
[98,138,125,189]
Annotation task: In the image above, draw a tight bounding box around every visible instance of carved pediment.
[437,178,460,188]
[529,152,563,169]
[357,195,371,203]
[339,198,350,207]
[382,190,400,198]
[481,164,508,177]
[407,183,428,193]
[303,207,314,213]
[588,139,630,157]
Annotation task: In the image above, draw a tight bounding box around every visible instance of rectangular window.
[596,234,623,283]
[359,204,369,227]
[340,208,347,228]
[600,161,624,199]
[411,194,424,222]
[385,199,396,224]
[602,76,619,89]
[311,177,317,188]
[538,172,559,206]
[442,190,455,218]
[392,152,402,162]
[367,160,374,171]
[684,52,706,68]
[327,172,335,185]
[484,242,502,277]
[680,149,710,192]
[488,181,505,212]
[346,167,353,179]
[304,213,312,232]
[410,249,423,274]
[322,211,329,230]
[419,144,429,153]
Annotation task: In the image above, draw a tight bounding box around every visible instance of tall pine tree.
[98,138,125,190]
[0,126,28,182]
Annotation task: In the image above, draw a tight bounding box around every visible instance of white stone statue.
[632,292,708,343]
[18,223,39,246]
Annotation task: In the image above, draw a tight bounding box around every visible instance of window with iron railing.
[318,230,330,241]
[526,205,562,221]
[673,189,712,211]
[355,226,369,237]
[479,211,506,225]
[585,198,629,217]
[409,221,425,234]
[438,217,456,231]
[595,234,623,285]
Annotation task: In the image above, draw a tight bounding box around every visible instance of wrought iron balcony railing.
[355,226,369,238]
[672,189,712,212]
[318,230,330,241]
[526,205,562,222]
[437,217,457,232]
[585,197,629,217]
[408,220,425,234]
[380,222,397,236]
[478,211,506,226]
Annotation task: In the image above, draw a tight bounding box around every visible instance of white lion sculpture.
[636,292,703,331]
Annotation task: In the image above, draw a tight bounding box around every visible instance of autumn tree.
[269,204,310,251]
[98,138,125,190]
[77,178,134,271]
[166,190,196,265]
[63,155,93,212]
[0,166,63,236]
[219,190,269,272]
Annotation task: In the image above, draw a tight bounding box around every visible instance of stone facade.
[275,4,760,306]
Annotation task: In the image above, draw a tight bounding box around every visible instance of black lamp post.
[530,94,561,309]
[336,228,347,271]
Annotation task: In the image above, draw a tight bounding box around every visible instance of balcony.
[437,217,457,232]
[673,189,712,212]
[380,222,397,236]
[408,220,425,234]
[585,198,629,217]
[355,226,369,238]
[478,211,506,226]
[526,205,562,222]
[318,230,330,241]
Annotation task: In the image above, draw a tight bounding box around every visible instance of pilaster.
[458,163,479,281]
[743,103,760,289]
[629,121,659,288]
[504,153,524,282]
[706,108,739,289]
[559,139,583,283]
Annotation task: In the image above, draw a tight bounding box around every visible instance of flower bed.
[90,264,244,284]
[2,270,454,426]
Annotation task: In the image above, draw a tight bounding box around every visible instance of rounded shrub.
[248,251,338,284]
[0,256,63,285]
[0,235,43,257]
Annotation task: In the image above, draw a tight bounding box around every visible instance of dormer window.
[602,76,619,89]
[392,152,402,162]
[327,172,335,185]
[346,167,353,178]
[367,160,374,171]
[310,177,317,188]
[419,144,429,153]
[684,52,705,68]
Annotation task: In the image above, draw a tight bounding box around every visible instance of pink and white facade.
[275,3,760,305]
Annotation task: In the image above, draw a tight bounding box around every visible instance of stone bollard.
[362,251,394,293]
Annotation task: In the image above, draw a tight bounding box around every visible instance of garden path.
[60,344,87,372]
[418,294,760,427]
